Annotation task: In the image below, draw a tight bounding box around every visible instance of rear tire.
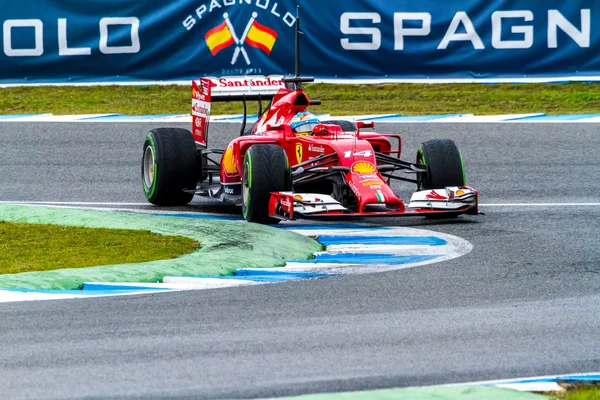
[417,139,465,190]
[141,128,197,206]
[242,144,290,224]
[321,119,356,132]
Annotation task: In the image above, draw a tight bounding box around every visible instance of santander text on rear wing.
[191,75,284,146]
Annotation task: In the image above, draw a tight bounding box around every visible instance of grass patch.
[545,384,600,400]
[0,221,199,274]
[2,83,600,116]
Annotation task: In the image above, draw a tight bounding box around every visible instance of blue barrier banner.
[1,0,599,83]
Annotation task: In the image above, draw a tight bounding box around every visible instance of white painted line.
[0,113,52,121]
[443,371,600,392]
[493,382,563,392]
[321,244,449,255]
[3,113,600,123]
[326,114,399,121]
[0,289,171,303]
[12,114,115,121]
[431,113,544,122]
[84,281,251,290]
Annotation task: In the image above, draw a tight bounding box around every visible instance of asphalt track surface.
[0,122,599,399]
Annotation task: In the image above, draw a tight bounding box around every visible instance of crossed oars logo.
[223,11,257,65]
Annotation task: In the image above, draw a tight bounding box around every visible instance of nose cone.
[345,164,403,213]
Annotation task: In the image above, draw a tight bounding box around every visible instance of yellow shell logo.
[352,161,376,174]
[293,195,303,201]
[222,146,238,175]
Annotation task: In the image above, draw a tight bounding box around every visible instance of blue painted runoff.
[178,269,335,283]
[79,114,122,120]
[509,113,600,121]
[81,114,180,120]
[290,253,442,265]
[318,235,447,246]
[235,269,334,280]
[356,114,401,121]
[0,114,44,119]
[493,375,600,385]
[82,283,168,291]
[372,114,462,122]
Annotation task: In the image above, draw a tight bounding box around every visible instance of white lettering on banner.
[548,9,590,48]
[209,0,222,12]
[99,17,140,54]
[341,9,591,51]
[3,19,43,57]
[2,17,140,57]
[491,11,534,49]
[394,13,431,50]
[183,0,296,31]
[256,0,268,10]
[58,18,91,55]
[340,12,381,50]
[438,12,485,50]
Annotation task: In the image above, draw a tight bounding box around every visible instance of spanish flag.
[245,20,278,55]
[205,21,234,56]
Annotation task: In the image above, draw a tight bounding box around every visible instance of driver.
[290,111,320,135]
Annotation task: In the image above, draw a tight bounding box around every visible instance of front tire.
[417,139,465,190]
[242,144,290,224]
[141,128,197,206]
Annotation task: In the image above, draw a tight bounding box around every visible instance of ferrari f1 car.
[141,74,478,224]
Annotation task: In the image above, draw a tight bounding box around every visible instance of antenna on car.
[282,6,314,92]
[295,5,301,78]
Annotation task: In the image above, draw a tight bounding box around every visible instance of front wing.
[268,187,479,221]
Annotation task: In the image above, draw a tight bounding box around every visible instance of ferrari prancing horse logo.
[295,143,302,163]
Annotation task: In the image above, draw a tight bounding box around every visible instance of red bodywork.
[208,81,407,212]
[193,77,478,220]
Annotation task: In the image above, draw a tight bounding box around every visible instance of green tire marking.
[243,150,252,219]
[458,149,467,185]
[417,148,426,165]
[142,134,158,199]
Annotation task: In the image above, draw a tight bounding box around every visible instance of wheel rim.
[416,149,426,190]
[242,163,249,207]
[143,145,155,190]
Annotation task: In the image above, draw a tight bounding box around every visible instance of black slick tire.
[417,139,466,190]
[141,128,197,206]
[321,119,356,132]
[242,144,290,224]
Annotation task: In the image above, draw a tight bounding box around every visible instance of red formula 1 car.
[141,75,478,224]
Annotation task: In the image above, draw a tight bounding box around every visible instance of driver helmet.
[290,111,320,134]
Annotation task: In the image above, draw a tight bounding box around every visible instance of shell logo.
[222,146,238,175]
[352,161,376,174]
[293,195,303,200]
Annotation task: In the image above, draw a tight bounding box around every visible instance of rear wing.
[192,76,283,146]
